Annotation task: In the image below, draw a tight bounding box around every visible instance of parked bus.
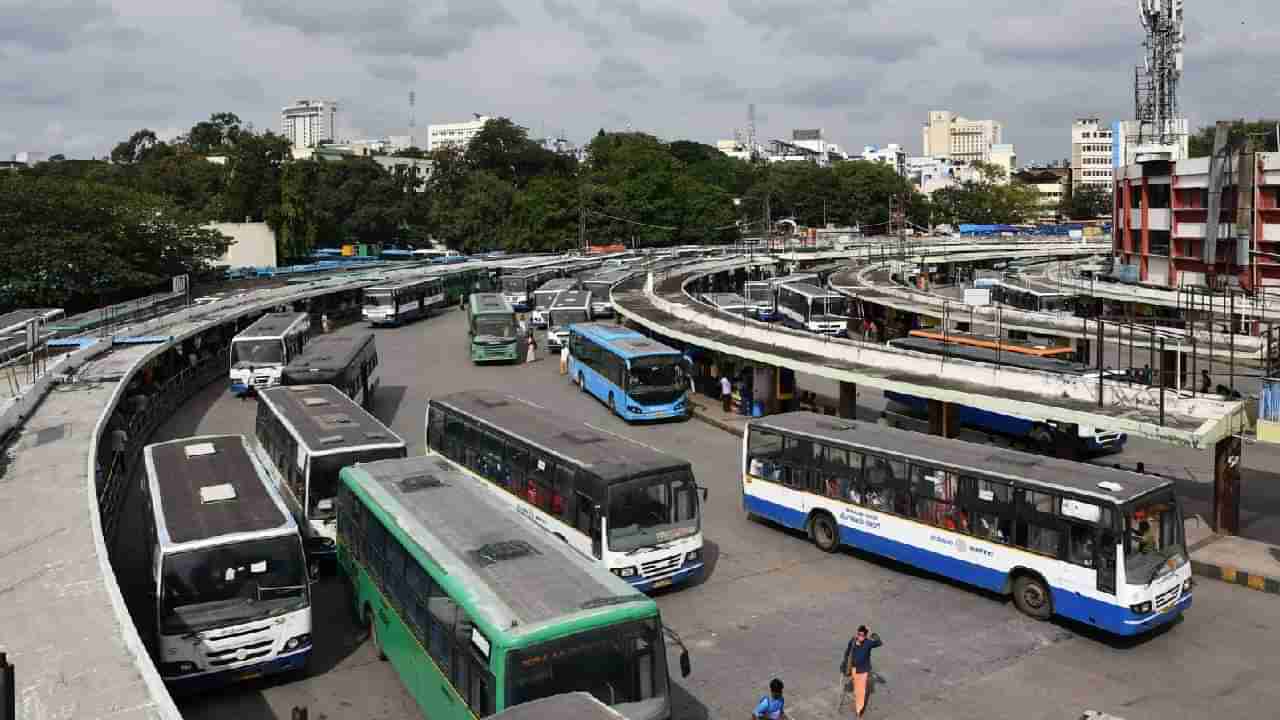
[988,281,1073,314]
[581,269,633,318]
[904,329,1077,359]
[439,265,496,306]
[363,276,445,326]
[530,278,578,328]
[742,413,1189,635]
[699,293,751,317]
[338,454,691,719]
[546,289,592,351]
[142,435,312,687]
[468,293,521,363]
[490,693,626,720]
[426,390,706,591]
[256,384,407,556]
[229,312,313,396]
[742,274,816,321]
[568,324,689,421]
[281,332,380,409]
[775,282,849,335]
[501,269,559,312]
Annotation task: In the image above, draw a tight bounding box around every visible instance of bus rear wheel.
[608,395,617,416]
[1012,574,1053,620]
[368,611,387,661]
[811,513,840,553]
[578,373,586,391]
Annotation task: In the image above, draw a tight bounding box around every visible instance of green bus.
[440,266,496,307]
[468,293,521,363]
[337,455,691,720]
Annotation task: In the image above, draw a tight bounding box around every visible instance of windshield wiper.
[624,543,664,556]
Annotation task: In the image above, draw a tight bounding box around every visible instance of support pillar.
[1213,435,1242,535]
[927,399,960,439]
[838,381,857,420]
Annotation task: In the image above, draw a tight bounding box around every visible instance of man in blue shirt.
[842,625,883,717]
[752,678,788,720]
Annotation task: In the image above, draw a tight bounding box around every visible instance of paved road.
[157,309,1280,720]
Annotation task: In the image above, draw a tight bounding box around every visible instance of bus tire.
[1030,427,1054,455]
[810,512,840,553]
[1012,574,1053,620]
[578,373,586,391]
[608,394,617,416]
[367,609,387,661]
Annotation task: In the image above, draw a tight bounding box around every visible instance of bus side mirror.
[679,650,691,678]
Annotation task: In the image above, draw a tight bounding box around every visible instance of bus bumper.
[165,647,311,693]
[229,382,252,396]
[629,561,704,592]
[1115,593,1191,636]
[623,399,687,421]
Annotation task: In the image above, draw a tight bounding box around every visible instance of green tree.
[1060,183,1112,220]
[187,112,243,154]
[219,130,290,223]
[1188,119,1280,157]
[392,146,429,159]
[110,129,162,164]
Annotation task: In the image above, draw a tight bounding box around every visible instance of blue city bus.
[567,323,689,422]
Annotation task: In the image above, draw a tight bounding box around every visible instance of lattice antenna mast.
[409,91,416,131]
[747,104,758,161]
[1135,0,1184,146]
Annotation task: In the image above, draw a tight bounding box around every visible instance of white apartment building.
[281,99,338,149]
[861,144,906,176]
[987,143,1017,183]
[426,115,491,152]
[921,110,1003,164]
[1071,118,1115,189]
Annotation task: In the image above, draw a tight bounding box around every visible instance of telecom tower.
[1131,0,1185,158]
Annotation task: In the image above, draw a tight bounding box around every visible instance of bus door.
[777,435,817,517]
[574,492,602,558]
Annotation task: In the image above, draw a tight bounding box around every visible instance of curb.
[690,405,744,437]
[1190,558,1280,596]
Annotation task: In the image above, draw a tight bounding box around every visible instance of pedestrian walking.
[526,329,538,364]
[321,313,333,334]
[721,373,732,414]
[1200,369,1212,394]
[752,678,789,720]
[559,343,569,375]
[840,625,882,718]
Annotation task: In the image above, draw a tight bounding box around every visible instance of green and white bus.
[337,455,691,720]
[468,293,521,363]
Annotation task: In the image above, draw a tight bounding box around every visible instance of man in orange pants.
[843,625,882,717]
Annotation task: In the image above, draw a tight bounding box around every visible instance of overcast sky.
[3,0,1277,164]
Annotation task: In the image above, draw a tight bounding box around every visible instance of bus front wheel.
[608,394,618,416]
[368,610,388,661]
[810,512,840,553]
[1012,574,1053,620]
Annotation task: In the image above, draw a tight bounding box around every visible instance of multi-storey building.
[1113,153,1280,289]
[861,144,906,176]
[281,100,338,149]
[1072,118,1115,189]
[426,115,491,152]
[921,110,1003,164]
[1012,167,1070,222]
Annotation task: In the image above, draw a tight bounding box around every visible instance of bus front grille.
[640,554,682,578]
[205,639,276,667]
[1155,585,1180,611]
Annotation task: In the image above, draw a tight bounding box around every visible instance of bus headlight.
[627,405,642,414]
[1129,601,1152,614]
[1182,578,1194,593]
[284,633,312,651]
[612,566,637,578]
[685,549,701,563]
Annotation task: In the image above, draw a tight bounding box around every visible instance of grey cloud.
[594,56,661,91]
[218,74,267,104]
[0,0,121,53]
[542,0,611,48]
[727,0,867,28]
[367,62,418,84]
[547,72,580,89]
[966,16,1135,69]
[801,26,937,63]
[235,0,512,59]
[777,75,868,109]
[615,1,705,43]
[680,73,747,104]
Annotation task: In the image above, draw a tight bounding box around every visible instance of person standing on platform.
[560,343,569,375]
[526,328,538,363]
[721,373,732,413]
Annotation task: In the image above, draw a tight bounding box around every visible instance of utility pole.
[578,183,587,254]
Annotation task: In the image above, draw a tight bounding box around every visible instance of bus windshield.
[814,296,849,319]
[309,448,407,519]
[626,356,684,404]
[507,618,668,714]
[232,339,285,366]
[502,277,527,293]
[475,315,517,339]
[364,292,392,307]
[1123,492,1185,584]
[160,536,307,635]
[608,472,699,552]
[550,309,589,328]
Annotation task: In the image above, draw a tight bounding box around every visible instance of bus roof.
[569,323,679,360]
[703,293,748,308]
[751,412,1170,505]
[887,336,1086,374]
[583,269,634,284]
[431,390,690,485]
[234,312,310,341]
[745,273,816,288]
[144,434,294,549]
[992,281,1067,298]
[490,693,626,720]
[535,278,578,294]
[470,293,514,314]
[365,275,440,293]
[258,384,405,456]
[779,282,839,298]
[343,455,656,637]
[550,289,592,309]
[284,332,375,376]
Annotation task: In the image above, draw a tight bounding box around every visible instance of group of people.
[752,626,884,719]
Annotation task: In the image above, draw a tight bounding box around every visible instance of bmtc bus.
[426,390,706,592]
[775,282,849,335]
[281,331,380,409]
[229,312,313,396]
[363,276,445,326]
[581,269,633,318]
[742,274,816,321]
[530,278,578,328]
[568,324,688,422]
[501,269,558,312]
[141,435,312,688]
[741,413,1191,635]
[256,384,407,559]
[337,455,691,720]
[545,289,592,351]
[468,293,520,363]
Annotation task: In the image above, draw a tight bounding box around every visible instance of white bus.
[742,413,1192,636]
[742,274,816,321]
[255,384,407,556]
[699,292,751,317]
[363,276,445,326]
[531,277,579,328]
[427,390,707,592]
[581,269,633,318]
[775,282,849,335]
[142,435,312,688]
[546,289,592,350]
[229,312,313,396]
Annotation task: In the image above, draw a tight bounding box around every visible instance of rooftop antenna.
[747,103,758,160]
[1134,0,1184,148]
[409,90,416,131]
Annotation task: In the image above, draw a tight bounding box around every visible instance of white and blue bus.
[568,324,689,422]
[775,282,849,336]
[363,276,445,326]
[229,312,313,396]
[742,274,816,322]
[742,413,1191,636]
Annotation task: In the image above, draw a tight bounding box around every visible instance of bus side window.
[405,561,435,647]
[1015,490,1063,557]
[1095,528,1118,594]
[427,406,445,450]
[507,443,528,495]
[963,477,1012,544]
[427,590,457,680]
[746,429,783,481]
[385,542,408,615]
[367,519,388,585]
[553,466,573,519]
[863,456,906,514]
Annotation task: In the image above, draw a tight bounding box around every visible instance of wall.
[209,221,278,268]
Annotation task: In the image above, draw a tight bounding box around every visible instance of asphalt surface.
[155,308,1280,720]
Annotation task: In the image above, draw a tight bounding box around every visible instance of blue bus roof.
[569,323,680,360]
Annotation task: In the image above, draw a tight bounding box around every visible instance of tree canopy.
[1188,119,1280,157]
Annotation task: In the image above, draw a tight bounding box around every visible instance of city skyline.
[3,0,1277,163]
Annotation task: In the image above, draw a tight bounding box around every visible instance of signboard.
[963,288,991,306]
[172,274,189,295]
[1061,498,1102,523]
